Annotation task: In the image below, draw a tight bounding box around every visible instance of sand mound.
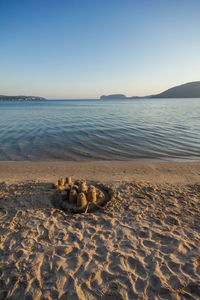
[0,180,200,299]
[51,177,112,213]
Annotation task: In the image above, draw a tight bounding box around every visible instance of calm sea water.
[0,98,200,161]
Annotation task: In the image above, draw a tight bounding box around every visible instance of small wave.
[0,99,200,161]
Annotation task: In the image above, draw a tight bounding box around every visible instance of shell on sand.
[77,192,87,208]
[69,189,77,204]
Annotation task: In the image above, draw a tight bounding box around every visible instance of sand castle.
[52,176,107,212]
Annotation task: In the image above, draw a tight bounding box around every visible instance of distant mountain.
[100,81,200,99]
[100,94,145,100]
[152,81,200,98]
[100,94,127,100]
[0,95,46,101]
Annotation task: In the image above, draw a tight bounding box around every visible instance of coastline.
[0,160,200,299]
[1,160,200,185]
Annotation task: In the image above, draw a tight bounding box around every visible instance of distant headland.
[0,95,46,101]
[100,81,200,99]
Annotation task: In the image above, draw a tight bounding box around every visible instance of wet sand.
[1,160,200,185]
[0,161,200,299]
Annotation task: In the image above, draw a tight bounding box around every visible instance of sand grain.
[0,162,200,299]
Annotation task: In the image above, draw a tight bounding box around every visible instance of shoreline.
[0,160,200,185]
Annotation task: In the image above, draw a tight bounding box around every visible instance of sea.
[0,98,200,161]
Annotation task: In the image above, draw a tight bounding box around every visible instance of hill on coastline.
[152,81,200,98]
[0,95,46,101]
[100,81,200,99]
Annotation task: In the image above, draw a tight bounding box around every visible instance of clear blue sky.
[0,0,200,99]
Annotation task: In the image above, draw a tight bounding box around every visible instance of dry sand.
[0,161,200,299]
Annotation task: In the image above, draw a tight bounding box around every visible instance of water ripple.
[0,98,200,161]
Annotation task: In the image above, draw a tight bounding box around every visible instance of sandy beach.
[0,161,200,299]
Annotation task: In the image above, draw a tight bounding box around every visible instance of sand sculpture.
[52,177,106,212]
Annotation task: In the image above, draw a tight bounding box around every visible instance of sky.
[0,0,200,99]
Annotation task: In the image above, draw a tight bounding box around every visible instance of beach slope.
[0,161,200,299]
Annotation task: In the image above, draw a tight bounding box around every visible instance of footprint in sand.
[168,274,181,289]
[184,283,200,298]
[160,264,173,277]
[159,287,172,299]
[101,270,114,284]
[0,208,8,219]
[81,251,90,264]
[127,256,147,279]
[135,277,146,293]
[135,259,147,279]
[127,256,137,270]
[65,247,80,270]
[142,239,156,249]
[96,245,107,256]
[150,274,161,291]
[15,249,24,259]
[108,261,123,274]
[167,259,181,274]
[55,245,73,257]
[138,228,151,239]
[181,262,196,279]
[119,240,134,252]
[21,238,35,250]
[164,216,180,226]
